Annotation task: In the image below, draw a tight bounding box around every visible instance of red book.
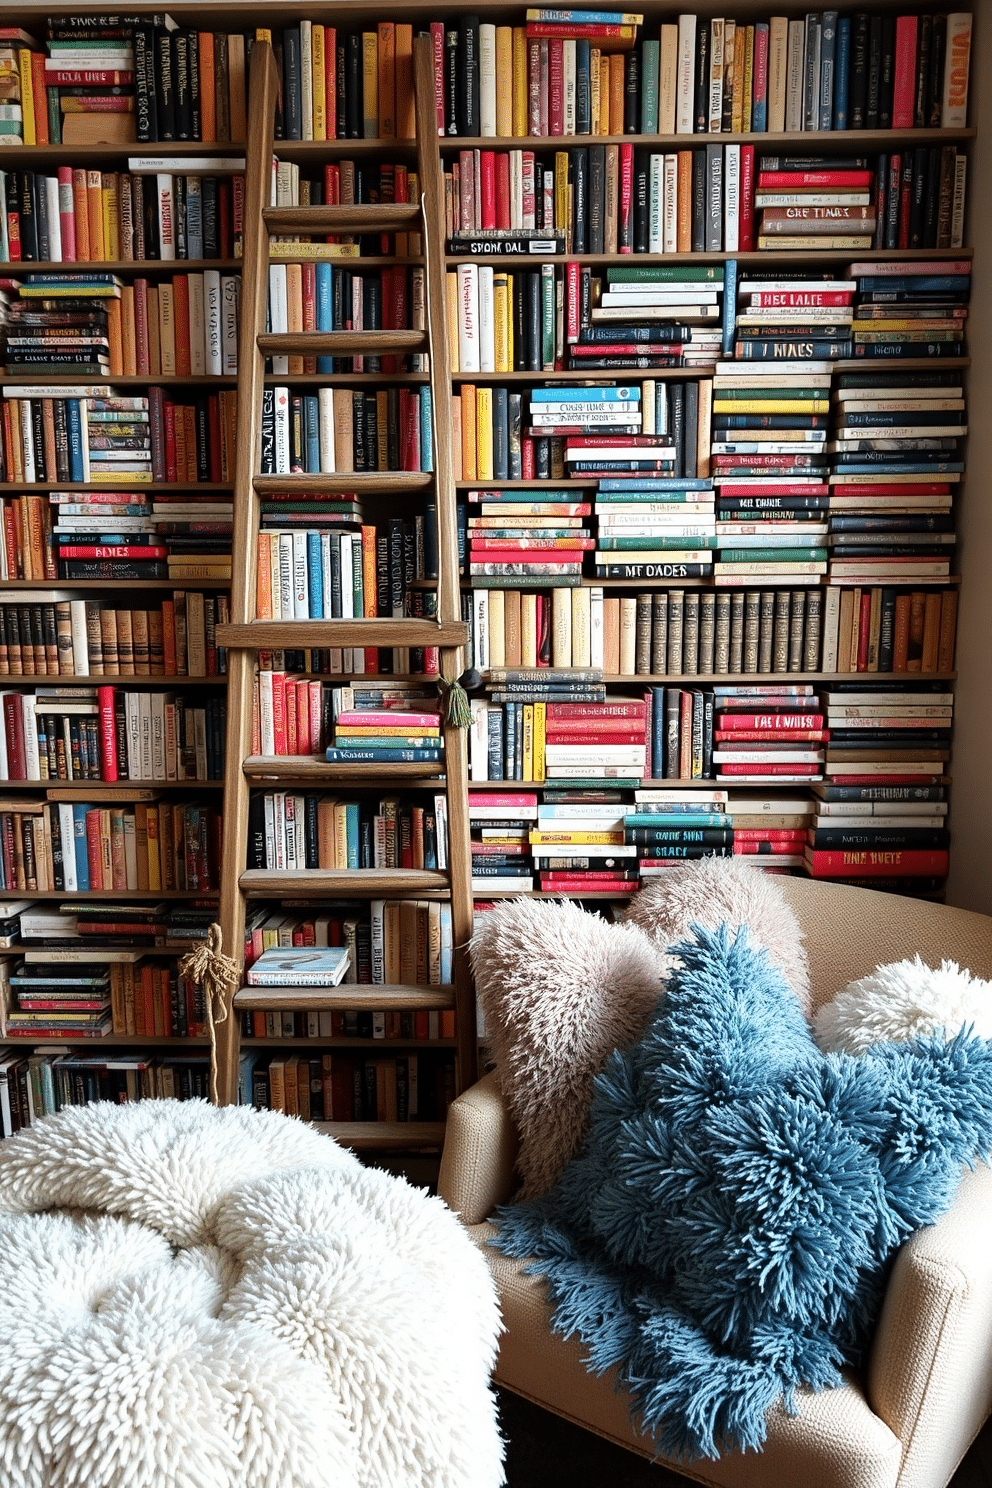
[547,703,646,718]
[97,686,117,781]
[546,731,646,746]
[207,394,222,483]
[270,674,287,754]
[496,153,511,230]
[830,484,950,496]
[566,259,580,344]
[718,763,822,776]
[2,694,25,778]
[898,153,913,248]
[521,440,536,478]
[480,150,497,229]
[751,26,768,116]
[805,848,949,878]
[714,730,827,743]
[548,38,564,134]
[750,290,853,306]
[526,22,637,41]
[163,400,177,482]
[539,876,637,891]
[469,547,580,563]
[45,68,135,84]
[57,166,77,261]
[739,144,755,251]
[569,342,685,356]
[892,15,918,129]
[758,170,872,188]
[58,545,168,559]
[717,713,824,730]
[618,142,634,252]
[734,842,805,854]
[733,829,807,842]
[718,483,830,497]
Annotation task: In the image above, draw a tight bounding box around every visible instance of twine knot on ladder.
[178,924,239,1104]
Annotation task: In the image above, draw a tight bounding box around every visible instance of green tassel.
[437,676,473,729]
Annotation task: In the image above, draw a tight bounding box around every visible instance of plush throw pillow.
[816,956,992,1054]
[470,897,662,1200]
[621,856,812,1018]
[470,859,810,1199]
[491,924,992,1461]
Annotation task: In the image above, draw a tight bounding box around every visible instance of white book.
[57,803,77,892]
[156,174,176,261]
[589,586,604,670]
[203,269,223,376]
[300,20,313,141]
[268,265,289,375]
[480,23,497,135]
[457,262,480,373]
[258,669,275,755]
[676,13,696,133]
[785,18,806,132]
[43,174,62,262]
[663,154,678,252]
[317,387,335,471]
[150,692,166,780]
[648,154,664,253]
[509,150,523,229]
[273,386,290,473]
[941,13,972,128]
[723,143,740,252]
[659,23,679,133]
[139,692,154,779]
[472,588,490,671]
[563,39,576,135]
[754,192,872,207]
[468,698,489,780]
[477,264,495,373]
[339,531,357,618]
[221,275,239,374]
[19,695,39,780]
[276,535,294,621]
[263,793,276,870]
[291,531,308,619]
[319,533,333,619]
[708,17,725,131]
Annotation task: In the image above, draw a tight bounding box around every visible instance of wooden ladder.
[214,40,475,1145]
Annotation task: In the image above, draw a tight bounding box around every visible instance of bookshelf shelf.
[598,671,958,685]
[12,889,218,901]
[449,360,971,382]
[6,141,247,166]
[239,869,451,897]
[263,371,432,386]
[243,757,444,782]
[0,261,244,276]
[445,250,973,268]
[313,1120,447,1152]
[242,1036,458,1049]
[0,483,234,495]
[219,618,466,648]
[445,127,977,151]
[0,579,231,591]
[256,329,428,356]
[234,983,456,1011]
[0,779,224,792]
[1,376,239,388]
[252,472,434,495]
[0,675,230,687]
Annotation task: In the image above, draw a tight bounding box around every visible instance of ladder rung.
[264,205,421,234]
[240,869,450,897]
[257,330,428,356]
[254,471,433,495]
[217,619,467,649]
[234,984,455,1011]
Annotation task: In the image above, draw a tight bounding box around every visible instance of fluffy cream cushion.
[471,859,811,1200]
[620,857,812,1018]
[815,956,992,1054]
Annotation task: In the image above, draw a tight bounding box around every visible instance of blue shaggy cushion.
[491,923,992,1461]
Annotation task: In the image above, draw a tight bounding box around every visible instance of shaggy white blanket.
[0,1099,504,1488]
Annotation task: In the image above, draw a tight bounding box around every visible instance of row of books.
[258,386,433,477]
[463,585,958,677]
[431,12,972,139]
[251,673,337,759]
[1,686,225,783]
[246,793,450,874]
[0,1053,220,1131]
[247,1049,456,1124]
[245,899,455,993]
[0,165,243,264]
[0,949,208,1042]
[0,798,222,893]
[266,260,425,374]
[0,593,228,678]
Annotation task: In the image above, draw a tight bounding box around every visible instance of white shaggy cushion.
[815,955,992,1054]
[0,1099,503,1488]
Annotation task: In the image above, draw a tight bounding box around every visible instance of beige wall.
[947,9,992,914]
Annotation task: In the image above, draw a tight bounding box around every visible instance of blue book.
[640,39,659,132]
[306,531,323,618]
[721,258,738,358]
[304,394,320,472]
[345,802,360,868]
[246,945,350,986]
[530,385,639,402]
[420,386,433,471]
[315,262,334,371]
[751,24,769,130]
[833,16,850,128]
[575,39,591,133]
[596,477,714,492]
[324,747,443,762]
[819,12,838,129]
[625,813,729,827]
[66,400,85,482]
[493,385,509,479]
[651,687,666,781]
[72,803,90,891]
[855,276,969,294]
[439,903,452,983]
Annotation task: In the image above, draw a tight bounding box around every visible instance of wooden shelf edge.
[314,1120,447,1152]
[244,757,444,781]
[239,869,451,896]
[234,983,455,1010]
[218,619,467,647]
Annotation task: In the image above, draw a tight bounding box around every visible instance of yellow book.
[87,170,105,260]
[554,150,569,234]
[460,383,477,480]
[552,587,572,667]
[120,284,136,377]
[534,702,546,782]
[446,270,459,374]
[712,399,830,414]
[522,704,534,782]
[512,27,528,135]
[495,25,513,136]
[362,32,379,139]
[101,173,120,261]
[590,48,601,133]
[312,25,326,140]
[17,47,34,145]
[742,25,755,133]
[530,831,625,845]
[255,28,272,42]
[157,281,175,375]
[333,802,350,869]
[520,591,537,667]
[488,588,506,667]
[377,21,395,138]
[493,271,510,373]
[475,386,494,482]
[267,242,361,259]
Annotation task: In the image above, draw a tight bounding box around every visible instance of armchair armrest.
[438,1072,520,1224]
[868,1163,992,1488]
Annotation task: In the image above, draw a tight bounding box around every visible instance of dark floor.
[497,1388,992,1488]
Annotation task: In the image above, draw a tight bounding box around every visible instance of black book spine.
[365,390,379,470]
[694,21,710,132]
[865,15,882,130]
[624,46,640,133]
[691,148,707,253]
[927,15,947,128]
[493,386,509,480]
[633,148,649,253]
[19,171,38,262]
[683,380,699,479]
[283,26,302,141]
[576,39,591,134]
[877,15,896,130]
[572,146,588,254]
[914,14,932,130]
[908,145,927,250]
[157,28,177,141]
[922,144,941,251]
[336,39,347,138]
[133,23,158,141]
[588,145,605,254]
[527,271,542,373]
[346,34,362,140]
[173,30,192,140]
[849,12,870,129]
[705,143,722,251]
[187,29,201,141]
[513,271,527,370]
[458,15,481,137]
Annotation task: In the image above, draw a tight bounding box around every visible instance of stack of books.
[713,359,831,587]
[469,791,537,894]
[806,775,949,894]
[726,792,812,870]
[0,29,38,146]
[258,384,431,475]
[819,687,952,837]
[587,267,723,370]
[255,518,373,621]
[325,707,443,766]
[1,276,121,378]
[246,945,351,986]
[253,671,331,758]
[43,15,136,146]
[467,487,591,588]
[531,792,638,895]
[625,790,732,873]
[849,259,970,362]
[756,159,876,252]
[544,698,648,785]
[248,792,447,873]
[6,955,113,1038]
[594,476,716,582]
[711,682,825,784]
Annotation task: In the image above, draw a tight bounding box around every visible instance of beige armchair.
[439,879,992,1488]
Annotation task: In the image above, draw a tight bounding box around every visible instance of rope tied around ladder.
[178,924,239,1104]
